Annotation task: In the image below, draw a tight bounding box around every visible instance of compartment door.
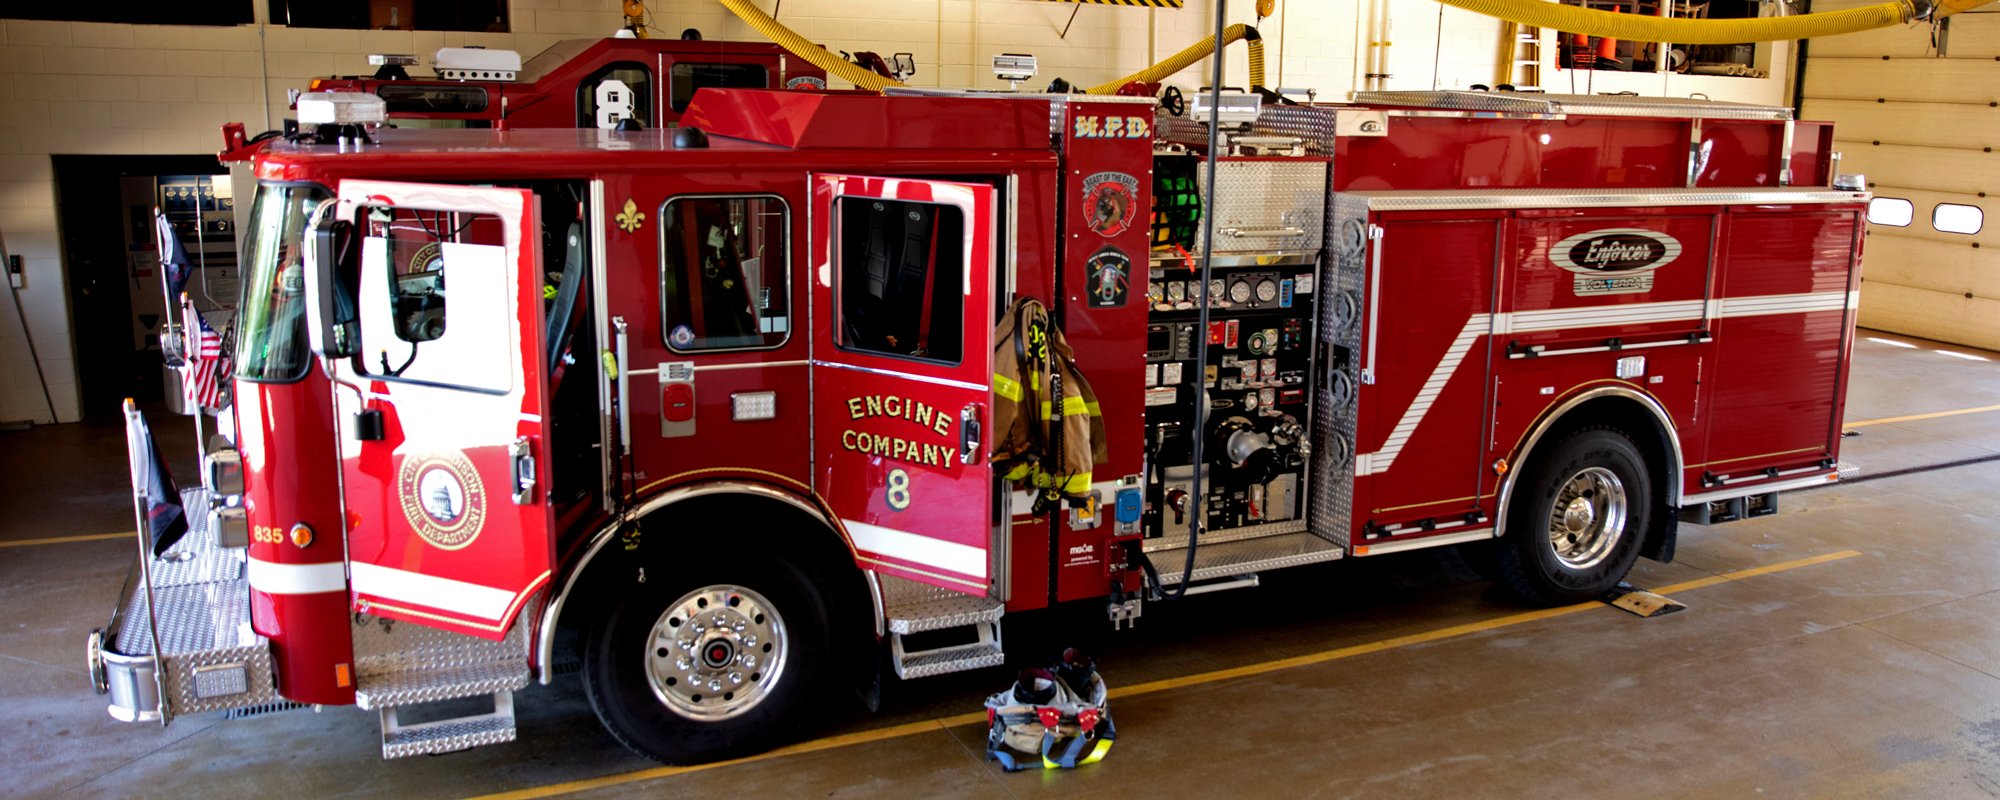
[809,174,998,596]
[331,180,552,640]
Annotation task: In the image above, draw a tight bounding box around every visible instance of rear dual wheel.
[583,553,832,763]
[1496,427,1652,606]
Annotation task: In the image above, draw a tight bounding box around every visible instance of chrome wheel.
[644,584,788,721]
[1547,466,1628,570]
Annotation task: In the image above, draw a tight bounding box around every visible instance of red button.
[663,383,695,422]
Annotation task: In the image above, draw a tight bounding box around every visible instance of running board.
[1152,531,1344,586]
[880,575,1005,680]
[351,603,535,758]
[379,691,518,759]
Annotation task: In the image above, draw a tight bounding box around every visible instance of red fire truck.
[91,87,1866,764]
[299,34,827,130]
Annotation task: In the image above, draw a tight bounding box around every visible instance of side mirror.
[304,210,359,359]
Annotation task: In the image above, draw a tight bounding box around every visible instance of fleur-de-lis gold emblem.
[615,199,645,233]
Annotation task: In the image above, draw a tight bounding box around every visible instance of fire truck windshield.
[235,183,331,382]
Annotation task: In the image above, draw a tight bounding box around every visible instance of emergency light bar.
[435,47,522,81]
[1190,91,1261,126]
[295,92,387,126]
[368,53,419,67]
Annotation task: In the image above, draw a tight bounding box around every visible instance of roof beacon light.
[295,92,388,126]
[1190,91,1262,126]
[435,47,522,81]
[367,53,419,80]
[993,53,1037,90]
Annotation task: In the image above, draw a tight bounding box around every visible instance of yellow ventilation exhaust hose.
[1086,24,1266,95]
[715,0,905,92]
[1433,0,1992,45]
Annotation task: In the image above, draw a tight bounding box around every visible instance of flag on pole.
[154,208,192,299]
[182,297,230,412]
[125,401,189,557]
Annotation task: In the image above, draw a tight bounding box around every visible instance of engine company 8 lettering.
[843,394,959,468]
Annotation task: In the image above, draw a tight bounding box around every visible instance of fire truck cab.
[93,87,1867,765]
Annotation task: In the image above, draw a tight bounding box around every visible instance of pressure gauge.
[1167,281,1187,305]
[1148,280,1165,307]
[1229,279,1254,305]
[1256,278,1280,304]
[1209,278,1227,306]
[1243,391,1259,411]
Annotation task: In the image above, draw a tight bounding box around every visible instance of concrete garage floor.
[6,328,2000,799]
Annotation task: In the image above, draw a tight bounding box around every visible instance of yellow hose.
[1086,24,1266,95]
[715,0,905,92]
[1434,0,1993,45]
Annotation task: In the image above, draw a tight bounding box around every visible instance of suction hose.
[1434,0,1992,45]
[1086,24,1265,95]
[715,0,905,92]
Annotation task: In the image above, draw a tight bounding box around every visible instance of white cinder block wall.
[0,0,1795,424]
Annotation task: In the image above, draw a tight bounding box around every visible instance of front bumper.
[91,486,280,724]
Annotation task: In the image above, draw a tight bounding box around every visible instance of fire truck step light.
[191,663,250,699]
[731,392,778,421]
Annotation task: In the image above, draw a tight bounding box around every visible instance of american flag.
[182,298,230,412]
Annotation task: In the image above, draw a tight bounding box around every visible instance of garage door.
[1800,5,1997,350]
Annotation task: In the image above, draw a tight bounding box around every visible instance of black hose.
[1160,0,1232,601]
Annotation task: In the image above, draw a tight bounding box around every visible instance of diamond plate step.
[880,575,1006,680]
[1150,531,1344,586]
[351,609,533,710]
[880,575,1004,635]
[355,659,530,710]
[380,691,518,759]
[894,640,1005,680]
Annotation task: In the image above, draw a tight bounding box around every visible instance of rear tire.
[582,553,832,763]
[1496,427,1651,606]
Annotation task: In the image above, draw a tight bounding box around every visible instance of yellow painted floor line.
[469,549,1862,800]
[0,532,132,549]
[1845,403,2000,430]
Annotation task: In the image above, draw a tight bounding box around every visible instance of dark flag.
[154,208,192,299]
[125,401,189,557]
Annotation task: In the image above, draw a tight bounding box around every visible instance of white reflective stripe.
[1367,316,1488,472]
[1508,299,1706,333]
[1358,290,1852,477]
[349,561,515,621]
[247,558,348,595]
[1716,291,1847,317]
[843,519,987,580]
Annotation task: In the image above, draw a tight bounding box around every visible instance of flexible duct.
[1433,0,1992,45]
[715,0,905,92]
[1086,24,1266,95]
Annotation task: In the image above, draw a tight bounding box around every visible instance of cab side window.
[836,197,964,364]
[659,196,790,351]
[354,206,513,392]
[579,62,652,129]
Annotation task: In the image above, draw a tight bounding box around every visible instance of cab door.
[810,174,998,596]
[330,180,552,640]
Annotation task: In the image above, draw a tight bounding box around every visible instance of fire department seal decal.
[786,76,827,90]
[1549,227,1681,296]
[1085,246,1131,308]
[1081,171,1139,238]
[397,451,487,551]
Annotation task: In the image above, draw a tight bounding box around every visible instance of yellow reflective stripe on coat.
[1038,396,1099,420]
[993,374,1022,401]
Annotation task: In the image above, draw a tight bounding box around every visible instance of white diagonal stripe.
[1357,290,1850,477]
[350,561,515,621]
[844,519,988,580]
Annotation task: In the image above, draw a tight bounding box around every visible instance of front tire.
[582,553,832,763]
[1496,427,1652,605]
